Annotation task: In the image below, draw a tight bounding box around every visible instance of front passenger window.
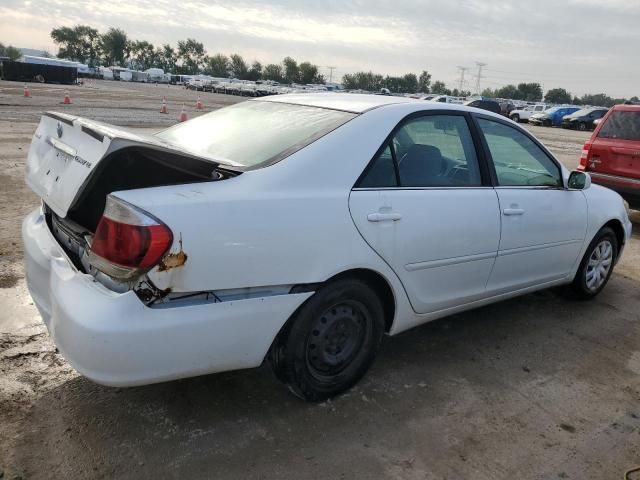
[477,118,562,187]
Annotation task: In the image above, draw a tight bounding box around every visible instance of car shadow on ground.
[11,273,640,479]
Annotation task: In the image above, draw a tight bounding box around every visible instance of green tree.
[481,87,495,97]
[263,63,284,82]
[298,62,319,84]
[157,44,177,72]
[494,84,518,99]
[246,61,262,81]
[100,28,128,66]
[431,80,451,95]
[283,56,298,83]
[177,38,206,74]
[544,87,572,104]
[51,25,100,65]
[342,71,385,91]
[204,54,229,77]
[0,43,22,61]
[129,40,157,70]
[229,53,248,79]
[516,82,543,101]
[579,93,615,107]
[418,70,431,93]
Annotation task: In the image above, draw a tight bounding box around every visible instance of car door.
[349,112,501,314]
[474,116,587,293]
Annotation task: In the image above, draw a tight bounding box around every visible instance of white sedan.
[22,94,632,400]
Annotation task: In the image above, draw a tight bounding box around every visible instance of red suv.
[578,103,640,208]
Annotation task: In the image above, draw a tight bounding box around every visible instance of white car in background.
[509,103,549,122]
[23,94,631,400]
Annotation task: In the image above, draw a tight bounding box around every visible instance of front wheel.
[270,278,385,401]
[511,114,520,123]
[567,227,618,299]
[578,122,587,131]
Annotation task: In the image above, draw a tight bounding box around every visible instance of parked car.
[561,107,609,131]
[428,95,466,104]
[463,98,501,115]
[509,104,548,123]
[578,103,640,208]
[529,106,581,127]
[23,95,631,400]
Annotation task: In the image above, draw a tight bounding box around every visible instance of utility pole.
[457,66,469,91]
[474,62,487,94]
[326,66,336,84]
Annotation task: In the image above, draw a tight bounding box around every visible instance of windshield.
[544,107,560,114]
[156,101,356,168]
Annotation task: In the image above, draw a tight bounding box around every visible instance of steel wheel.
[306,300,368,378]
[585,239,613,292]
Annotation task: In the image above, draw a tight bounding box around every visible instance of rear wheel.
[270,278,385,401]
[567,227,618,299]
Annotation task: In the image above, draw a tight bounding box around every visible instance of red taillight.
[89,195,173,278]
[92,218,172,269]
[579,142,591,168]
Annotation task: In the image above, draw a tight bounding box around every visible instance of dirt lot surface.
[1,80,639,479]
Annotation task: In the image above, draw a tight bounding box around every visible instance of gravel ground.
[1,80,639,480]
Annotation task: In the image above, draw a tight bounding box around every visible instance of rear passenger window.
[357,115,482,188]
[598,111,640,141]
[477,118,562,187]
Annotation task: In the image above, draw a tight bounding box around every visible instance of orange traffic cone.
[23,84,30,97]
[179,105,188,122]
[195,97,203,110]
[160,97,168,114]
[63,91,72,104]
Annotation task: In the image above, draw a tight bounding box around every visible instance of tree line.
[50,25,325,83]
[46,24,638,101]
[481,84,638,107]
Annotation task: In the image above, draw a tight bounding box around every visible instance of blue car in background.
[529,106,581,127]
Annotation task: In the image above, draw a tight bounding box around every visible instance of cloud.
[1,0,638,97]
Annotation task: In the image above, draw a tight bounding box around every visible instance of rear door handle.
[502,208,525,216]
[368,212,402,222]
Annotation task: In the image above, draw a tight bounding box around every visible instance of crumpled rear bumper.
[22,207,311,387]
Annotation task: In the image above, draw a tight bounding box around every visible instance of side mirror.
[568,171,591,190]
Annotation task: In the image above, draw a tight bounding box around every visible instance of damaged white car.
[23,94,631,400]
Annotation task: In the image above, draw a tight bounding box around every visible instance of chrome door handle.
[367,212,402,222]
[502,208,525,216]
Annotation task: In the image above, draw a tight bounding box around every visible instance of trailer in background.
[0,59,77,84]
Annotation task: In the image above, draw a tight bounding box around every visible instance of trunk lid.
[26,112,222,218]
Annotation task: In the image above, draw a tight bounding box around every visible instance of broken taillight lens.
[89,195,173,279]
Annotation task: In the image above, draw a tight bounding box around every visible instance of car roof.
[612,103,640,112]
[257,93,419,113]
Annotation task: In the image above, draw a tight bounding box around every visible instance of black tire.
[567,227,618,299]
[511,114,520,123]
[578,122,587,131]
[270,278,385,401]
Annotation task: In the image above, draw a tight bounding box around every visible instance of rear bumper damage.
[22,208,311,386]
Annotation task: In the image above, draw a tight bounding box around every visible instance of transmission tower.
[474,62,487,94]
[457,66,469,91]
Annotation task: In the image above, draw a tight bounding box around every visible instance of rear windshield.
[156,101,356,168]
[598,111,640,141]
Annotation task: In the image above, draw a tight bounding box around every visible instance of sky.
[1,0,638,97]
